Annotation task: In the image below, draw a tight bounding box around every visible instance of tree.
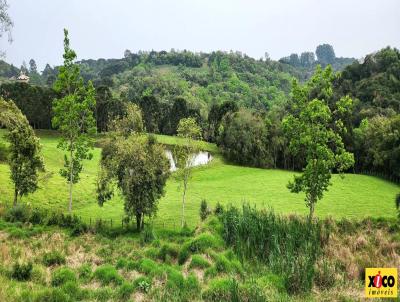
[97,105,169,231]
[283,67,354,222]
[137,95,162,133]
[289,53,300,67]
[0,0,13,57]
[28,59,42,85]
[175,117,202,227]
[316,44,335,65]
[95,85,125,132]
[217,109,272,168]
[52,29,96,213]
[300,52,315,67]
[28,59,37,74]
[0,98,43,206]
[207,100,238,142]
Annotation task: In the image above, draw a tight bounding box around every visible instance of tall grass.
[220,204,327,294]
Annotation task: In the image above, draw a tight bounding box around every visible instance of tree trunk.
[136,213,142,231]
[13,188,18,207]
[308,198,315,223]
[69,148,73,213]
[181,180,187,228]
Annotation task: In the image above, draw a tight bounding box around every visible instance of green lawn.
[0,129,398,228]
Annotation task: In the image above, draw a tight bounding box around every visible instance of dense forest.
[1,45,399,182]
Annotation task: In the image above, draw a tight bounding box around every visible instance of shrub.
[4,204,30,223]
[70,221,88,236]
[189,254,210,269]
[42,251,66,267]
[29,208,47,224]
[214,202,224,215]
[51,267,77,287]
[133,276,152,293]
[10,262,33,281]
[200,199,211,221]
[93,264,123,285]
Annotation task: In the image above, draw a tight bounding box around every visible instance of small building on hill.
[16,71,29,83]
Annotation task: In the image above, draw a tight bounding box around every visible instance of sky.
[2,0,400,71]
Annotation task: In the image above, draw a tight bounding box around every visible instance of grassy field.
[0,129,398,228]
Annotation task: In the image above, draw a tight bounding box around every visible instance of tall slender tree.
[175,117,202,227]
[52,29,96,213]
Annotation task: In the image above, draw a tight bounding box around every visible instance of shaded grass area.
[0,129,398,229]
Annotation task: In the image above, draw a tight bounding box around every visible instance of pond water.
[165,149,213,172]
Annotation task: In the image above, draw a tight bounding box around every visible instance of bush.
[10,262,33,281]
[200,199,211,221]
[29,208,47,224]
[51,267,77,287]
[70,221,88,236]
[93,264,123,285]
[42,251,66,267]
[214,202,224,215]
[4,204,30,223]
[189,254,210,269]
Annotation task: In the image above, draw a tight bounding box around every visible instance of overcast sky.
[2,0,400,71]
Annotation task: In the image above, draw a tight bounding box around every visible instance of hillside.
[0,130,398,229]
[1,44,356,112]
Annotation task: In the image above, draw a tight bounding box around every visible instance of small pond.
[165,149,213,172]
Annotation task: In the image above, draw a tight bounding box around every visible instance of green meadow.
[0,129,398,228]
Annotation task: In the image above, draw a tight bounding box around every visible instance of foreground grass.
[0,213,398,302]
[0,129,398,228]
